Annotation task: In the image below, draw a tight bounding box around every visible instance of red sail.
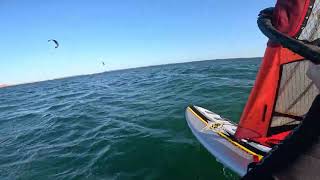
[235,0,318,140]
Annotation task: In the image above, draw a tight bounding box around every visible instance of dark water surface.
[0,58,260,180]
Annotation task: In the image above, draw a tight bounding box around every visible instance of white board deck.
[185,106,271,176]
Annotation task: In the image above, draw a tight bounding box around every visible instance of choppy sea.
[0,58,261,180]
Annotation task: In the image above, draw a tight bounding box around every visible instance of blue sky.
[0,0,275,84]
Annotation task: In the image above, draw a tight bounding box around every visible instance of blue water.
[0,58,260,180]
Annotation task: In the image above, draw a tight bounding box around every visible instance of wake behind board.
[185,106,271,176]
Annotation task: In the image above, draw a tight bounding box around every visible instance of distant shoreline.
[0,84,8,88]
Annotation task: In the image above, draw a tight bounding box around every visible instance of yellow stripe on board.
[187,107,263,160]
[188,107,209,125]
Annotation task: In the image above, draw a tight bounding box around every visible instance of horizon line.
[1,56,262,88]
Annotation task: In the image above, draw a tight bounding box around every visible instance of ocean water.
[0,58,261,180]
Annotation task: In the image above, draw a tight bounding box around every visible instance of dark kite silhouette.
[48,39,59,48]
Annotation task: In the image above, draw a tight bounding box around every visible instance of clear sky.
[0,0,275,84]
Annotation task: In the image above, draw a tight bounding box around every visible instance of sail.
[235,0,320,140]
